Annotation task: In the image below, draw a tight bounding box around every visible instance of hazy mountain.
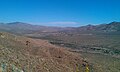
[77,22,120,32]
[0,21,120,36]
[95,22,120,31]
[0,22,71,34]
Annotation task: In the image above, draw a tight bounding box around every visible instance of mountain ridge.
[77,21,120,32]
[0,22,72,34]
[0,21,120,35]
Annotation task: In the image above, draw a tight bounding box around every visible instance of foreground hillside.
[0,32,92,72]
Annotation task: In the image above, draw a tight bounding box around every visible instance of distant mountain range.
[77,22,120,32]
[0,22,72,34]
[0,21,120,35]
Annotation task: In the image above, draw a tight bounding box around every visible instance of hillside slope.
[0,32,91,72]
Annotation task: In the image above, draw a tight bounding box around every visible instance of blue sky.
[0,0,120,27]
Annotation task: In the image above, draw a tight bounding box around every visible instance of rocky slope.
[0,32,90,72]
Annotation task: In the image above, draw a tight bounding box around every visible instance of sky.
[0,0,120,27]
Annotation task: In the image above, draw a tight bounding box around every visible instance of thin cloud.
[31,21,79,27]
[48,22,78,25]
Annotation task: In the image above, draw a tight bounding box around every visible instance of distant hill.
[0,22,71,35]
[95,22,120,31]
[0,21,120,35]
[76,22,120,32]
